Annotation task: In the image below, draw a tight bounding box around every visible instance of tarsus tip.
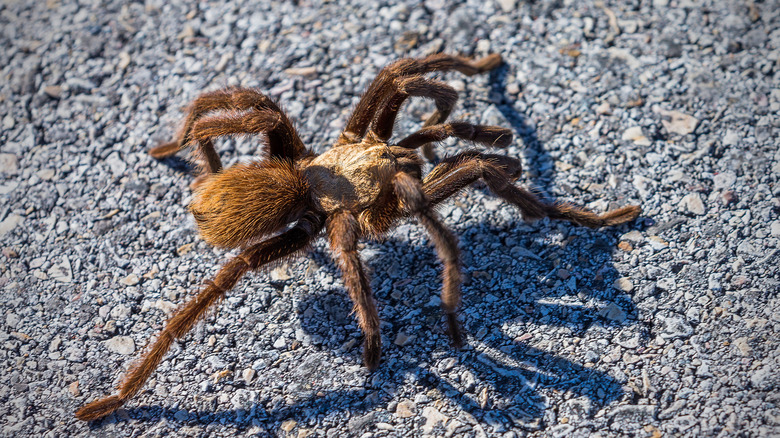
[75,395,125,422]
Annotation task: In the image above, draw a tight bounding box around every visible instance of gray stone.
[6,312,20,329]
[599,303,627,323]
[608,405,657,432]
[722,130,740,146]
[4,0,780,436]
[713,172,737,190]
[230,389,258,410]
[105,151,127,176]
[657,313,693,339]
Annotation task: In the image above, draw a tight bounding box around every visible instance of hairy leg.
[398,122,513,150]
[341,53,503,143]
[149,88,234,170]
[327,211,382,369]
[371,76,458,142]
[423,152,641,227]
[393,172,464,347]
[190,110,302,160]
[149,88,308,173]
[75,212,324,422]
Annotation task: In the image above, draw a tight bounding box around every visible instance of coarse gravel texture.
[1,0,779,436]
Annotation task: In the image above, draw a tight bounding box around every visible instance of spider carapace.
[76,53,641,421]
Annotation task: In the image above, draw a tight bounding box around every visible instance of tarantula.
[76,53,640,421]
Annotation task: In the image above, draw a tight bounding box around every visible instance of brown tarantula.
[76,53,640,421]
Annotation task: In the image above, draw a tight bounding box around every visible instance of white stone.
[608,47,641,70]
[0,153,19,174]
[154,299,178,315]
[270,264,292,281]
[722,130,740,146]
[105,151,127,176]
[770,221,780,237]
[655,108,698,135]
[395,400,416,418]
[37,169,55,180]
[104,336,136,355]
[614,277,634,292]
[682,193,705,215]
[621,230,643,243]
[713,172,736,190]
[48,257,73,283]
[421,406,448,434]
[0,181,18,195]
[120,273,140,286]
[632,175,653,199]
[0,214,23,236]
[495,0,516,13]
[2,115,13,130]
[648,236,669,250]
[622,126,651,146]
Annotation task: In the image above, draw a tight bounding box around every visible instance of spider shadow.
[290,221,638,429]
[152,154,197,175]
[488,63,557,200]
[103,217,639,432]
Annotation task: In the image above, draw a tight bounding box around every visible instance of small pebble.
[242,368,256,383]
[682,193,706,215]
[395,400,416,418]
[0,154,19,175]
[104,336,135,355]
[622,126,651,146]
[68,381,80,397]
[120,273,140,286]
[394,332,411,346]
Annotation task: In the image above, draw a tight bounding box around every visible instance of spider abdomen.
[189,158,309,248]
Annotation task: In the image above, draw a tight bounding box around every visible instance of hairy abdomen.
[190,159,310,248]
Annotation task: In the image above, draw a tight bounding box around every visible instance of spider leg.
[423,152,642,227]
[327,211,381,369]
[149,88,308,175]
[341,53,502,144]
[75,212,324,422]
[398,122,513,150]
[190,110,303,161]
[393,172,464,347]
[370,75,457,145]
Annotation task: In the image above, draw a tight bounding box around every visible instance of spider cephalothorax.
[76,53,641,421]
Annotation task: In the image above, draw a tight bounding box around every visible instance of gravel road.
[1,0,778,436]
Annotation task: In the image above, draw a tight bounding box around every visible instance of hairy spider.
[76,53,641,421]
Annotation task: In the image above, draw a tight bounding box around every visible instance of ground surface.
[1,0,779,436]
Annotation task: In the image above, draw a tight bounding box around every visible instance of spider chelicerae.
[76,53,640,421]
